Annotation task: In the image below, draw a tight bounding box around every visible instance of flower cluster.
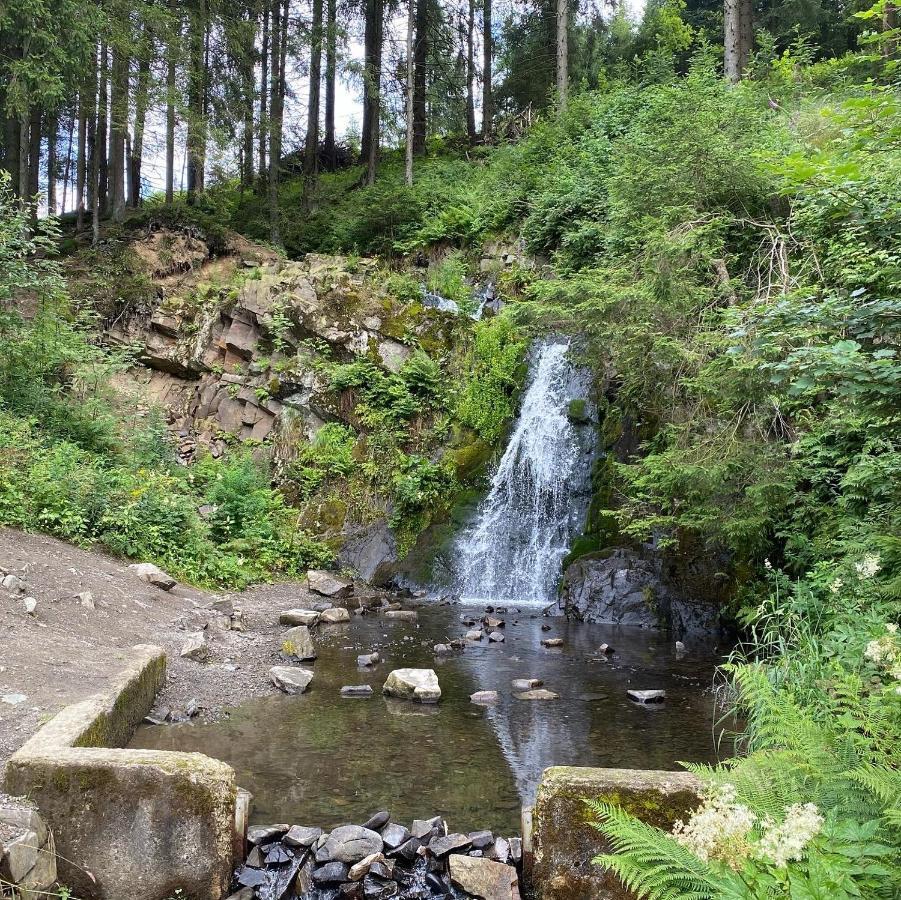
[672,784,756,870]
[865,623,901,690]
[757,803,824,867]
[855,553,881,579]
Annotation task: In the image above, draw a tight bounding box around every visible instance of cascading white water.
[455,339,596,605]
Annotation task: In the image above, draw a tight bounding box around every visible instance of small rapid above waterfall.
[455,339,597,605]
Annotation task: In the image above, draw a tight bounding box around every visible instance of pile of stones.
[231,813,523,900]
[0,796,57,900]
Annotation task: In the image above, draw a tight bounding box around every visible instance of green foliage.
[426,253,473,312]
[287,423,357,498]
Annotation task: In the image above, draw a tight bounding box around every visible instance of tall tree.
[108,39,129,221]
[46,114,58,213]
[465,0,476,144]
[165,0,178,203]
[258,0,270,180]
[323,0,337,169]
[361,0,383,180]
[268,0,285,243]
[556,0,568,112]
[724,0,752,81]
[405,0,415,185]
[412,0,428,155]
[186,0,207,203]
[304,0,324,190]
[130,24,153,208]
[96,41,109,214]
[482,0,492,138]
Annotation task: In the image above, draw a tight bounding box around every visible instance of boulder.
[280,609,321,627]
[466,630,483,641]
[379,823,410,851]
[284,825,324,848]
[381,610,418,622]
[382,669,441,703]
[281,625,317,661]
[2,573,25,592]
[429,833,471,857]
[270,666,314,694]
[337,520,398,585]
[321,825,384,864]
[341,685,374,698]
[127,562,177,590]
[307,569,354,599]
[247,824,290,845]
[357,652,380,667]
[511,678,542,692]
[540,638,564,648]
[363,811,391,831]
[313,861,350,883]
[349,851,391,881]
[469,831,494,849]
[180,632,209,661]
[449,854,521,900]
[627,689,666,704]
[320,607,351,624]
[488,631,505,643]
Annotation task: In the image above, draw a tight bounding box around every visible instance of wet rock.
[540,623,551,631]
[127,562,176,590]
[237,866,269,888]
[246,846,265,867]
[180,632,210,661]
[411,817,443,840]
[295,862,314,896]
[460,616,476,627]
[511,678,542,692]
[382,669,441,703]
[675,640,686,653]
[487,631,505,643]
[320,607,351,624]
[433,643,451,654]
[428,833,471,857]
[265,843,294,864]
[485,617,504,629]
[270,666,314,694]
[485,837,510,864]
[514,689,559,700]
[357,652,380,667]
[381,610,418,622]
[627,689,666,703]
[598,643,614,654]
[341,685,374,698]
[465,630,483,641]
[449,854,520,900]
[425,872,449,894]
[349,851,390,881]
[470,691,499,705]
[540,637,564,648]
[468,831,494,849]
[362,874,398,899]
[391,837,422,863]
[280,609,321,627]
[281,625,317,661]
[248,824,290,845]
[314,861,351,883]
[363,811,391,831]
[509,838,522,865]
[322,825,384,864]
[308,570,354,599]
[285,825,324,849]
[379,823,410,851]
[337,520,398,586]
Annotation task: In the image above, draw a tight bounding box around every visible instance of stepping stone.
[511,678,542,692]
[382,668,441,703]
[541,637,564,648]
[270,666,314,694]
[627,689,666,704]
[487,631,505,643]
[470,691,499,704]
[514,689,559,701]
[320,607,351,624]
[280,609,321,627]
[358,652,380,666]
[341,685,374,698]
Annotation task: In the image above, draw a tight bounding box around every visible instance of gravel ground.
[0,527,391,775]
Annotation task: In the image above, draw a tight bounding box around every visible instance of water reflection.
[131,603,731,833]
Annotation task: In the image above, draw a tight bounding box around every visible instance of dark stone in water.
[314,862,351,883]
[468,830,493,849]
[265,843,293,864]
[258,851,304,900]
[341,685,374,698]
[391,837,422,862]
[364,811,391,831]
[237,866,269,887]
[370,859,395,880]
[248,824,289,845]
[380,823,411,850]
[285,825,324,848]
[429,833,471,857]
[541,624,551,631]
[576,692,609,702]
[362,875,398,899]
[424,872,448,894]
[246,845,265,867]
[509,837,522,864]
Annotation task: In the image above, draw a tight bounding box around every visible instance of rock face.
[307,570,354,599]
[532,766,702,900]
[382,669,441,703]
[559,548,721,634]
[0,800,56,895]
[449,854,521,900]
[338,520,399,585]
[128,562,177,590]
[270,666,314,694]
[281,625,317,661]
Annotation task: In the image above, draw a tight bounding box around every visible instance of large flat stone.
[532,766,701,900]
[307,570,354,599]
[382,669,441,703]
[449,854,521,900]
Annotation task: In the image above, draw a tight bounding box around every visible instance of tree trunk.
[324,0,337,169]
[738,0,753,76]
[412,0,428,155]
[724,0,741,81]
[47,114,58,214]
[405,0,414,186]
[109,43,129,221]
[465,0,476,144]
[556,0,568,113]
[268,0,284,243]
[61,113,75,214]
[18,115,29,202]
[97,42,109,215]
[241,1,256,189]
[165,3,177,203]
[884,1,899,57]
[76,96,87,227]
[482,0,492,139]
[1,117,19,194]
[304,0,324,191]
[259,0,270,181]
[186,0,206,203]
[131,33,152,207]
[28,107,41,203]
[362,0,383,181]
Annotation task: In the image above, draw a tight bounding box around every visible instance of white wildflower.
[865,625,901,682]
[829,578,843,595]
[763,559,772,570]
[672,784,756,870]
[757,803,824,867]
[887,623,898,634]
[855,554,881,579]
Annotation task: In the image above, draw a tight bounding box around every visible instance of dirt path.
[0,528,383,774]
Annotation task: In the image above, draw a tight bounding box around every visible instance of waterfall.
[455,339,596,605]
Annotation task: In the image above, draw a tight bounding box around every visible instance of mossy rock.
[566,398,591,424]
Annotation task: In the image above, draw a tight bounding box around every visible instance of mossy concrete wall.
[532,766,701,900]
[3,645,237,900]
